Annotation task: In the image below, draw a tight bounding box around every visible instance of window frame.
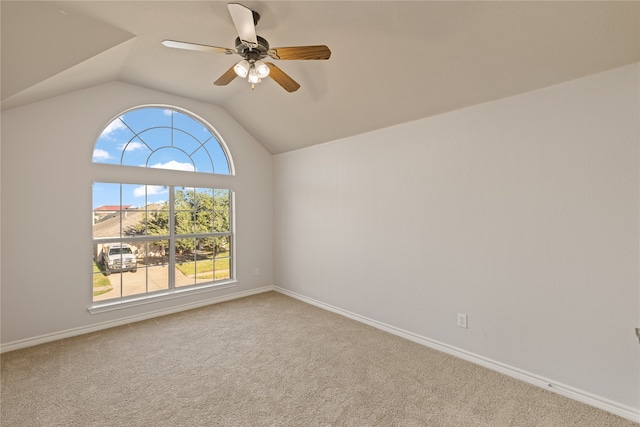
[93,105,235,176]
[90,105,236,312]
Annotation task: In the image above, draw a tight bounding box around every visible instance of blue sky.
[93,182,170,210]
[92,107,230,209]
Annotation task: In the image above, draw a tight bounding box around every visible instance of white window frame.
[90,106,236,312]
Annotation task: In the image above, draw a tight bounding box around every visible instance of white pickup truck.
[101,243,137,275]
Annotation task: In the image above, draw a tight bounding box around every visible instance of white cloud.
[163,109,173,116]
[133,186,145,198]
[147,185,167,195]
[92,148,111,160]
[149,160,195,172]
[119,141,146,151]
[100,118,127,139]
[133,185,167,198]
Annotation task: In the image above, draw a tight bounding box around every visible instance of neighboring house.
[93,205,133,225]
[92,206,146,261]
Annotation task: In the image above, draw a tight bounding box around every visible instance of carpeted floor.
[1,291,636,426]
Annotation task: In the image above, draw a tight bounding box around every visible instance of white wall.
[2,66,637,417]
[1,81,273,345]
[274,63,639,411]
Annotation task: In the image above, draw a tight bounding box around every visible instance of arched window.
[91,106,235,307]
[93,106,232,175]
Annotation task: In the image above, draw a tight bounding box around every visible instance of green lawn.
[176,255,230,278]
[93,262,112,296]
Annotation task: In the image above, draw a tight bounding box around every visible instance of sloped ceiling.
[2,1,639,154]
[1,1,134,99]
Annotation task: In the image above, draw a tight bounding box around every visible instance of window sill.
[88,280,238,314]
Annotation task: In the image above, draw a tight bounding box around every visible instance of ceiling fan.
[162,3,331,92]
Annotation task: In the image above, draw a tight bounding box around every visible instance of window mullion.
[168,186,176,289]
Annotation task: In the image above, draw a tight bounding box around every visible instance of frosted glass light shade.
[255,60,270,78]
[248,67,261,84]
[234,60,250,78]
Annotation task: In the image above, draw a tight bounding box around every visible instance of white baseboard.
[274,286,640,423]
[1,286,274,354]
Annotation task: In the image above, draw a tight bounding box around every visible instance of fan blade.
[228,3,258,48]
[162,40,235,55]
[266,63,300,92]
[214,66,238,86]
[268,45,331,60]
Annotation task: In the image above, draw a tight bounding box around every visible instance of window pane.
[115,240,142,298]
[121,107,171,133]
[194,237,215,285]
[214,236,231,280]
[175,211,195,235]
[175,187,196,235]
[145,239,170,267]
[93,183,122,239]
[120,183,145,210]
[148,147,195,171]
[173,129,201,155]
[214,236,231,258]
[175,238,196,288]
[101,241,136,271]
[195,188,214,233]
[195,188,213,209]
[197,215,214,233]
[94,240,138,299]
[205,139,230,175]
[173,111,212,142]
[144,184,170,205]
[120,137,153,167]
[93,117,136,165]
[143,186,170,237]
[175,187,195,210]
[137,127,171,152]
[214,189,230,232]
[120,184,145,237]
[214,189,230,207]
[213,211,228,232]
[93,247,118,301]
[191,147,214,174]
[139,240,170,294]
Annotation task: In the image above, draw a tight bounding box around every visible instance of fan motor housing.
[235,36,270,60]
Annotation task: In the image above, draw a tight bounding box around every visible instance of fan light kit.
[162,3,331,92]
[235,59,270,82]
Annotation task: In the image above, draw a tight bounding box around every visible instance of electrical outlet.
[254,267,261,276]
[457,313,468,329]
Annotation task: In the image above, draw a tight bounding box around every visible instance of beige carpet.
[1,292,636,426]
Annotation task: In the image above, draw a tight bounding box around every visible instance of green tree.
[174,189,194,253]
[134,188,230,255]
[144,202,170,252]
[213,189,230,234]
[212,189,230,255]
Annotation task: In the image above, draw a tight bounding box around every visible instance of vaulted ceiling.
[2,1,639,154]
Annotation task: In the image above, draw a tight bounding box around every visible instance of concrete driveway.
[93,264,226,302]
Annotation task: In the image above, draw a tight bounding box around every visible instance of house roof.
[94,205,133,212]
[2,1,638,154]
